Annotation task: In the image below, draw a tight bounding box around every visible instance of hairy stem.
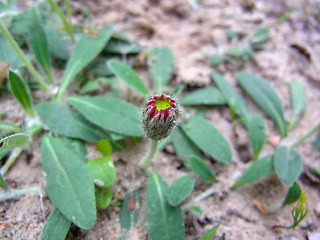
[140,140,158,169]
[290,122,320,148]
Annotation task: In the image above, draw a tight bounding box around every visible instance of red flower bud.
[142,94,179,140]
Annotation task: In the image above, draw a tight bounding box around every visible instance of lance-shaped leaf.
[27,7,53,83]
[57,25,114,99]
[167,176,195,206]
[232,155,273,189]
[274,145,303,188]
[186,156,217,182]
[171,126,201,158]
[67,96,143,136]
[8,70,34,116]
[147,46,174,93]
[41,209,71,240]
[182,116,232,164]
[146,171,184,240]
[237,71,287,137]
[251,26,270,44]
[247,114,266,160]
[211,71,250,119]
[288,80,307,132]
[35,100,109,142]
[120,189,141,239]
[41,136,96,229]
[180,87,226,106]
[199,224,219,240]
[108,60,149,96]
[46,28,69,60]
[212,72,266,159]
[0,133,30,152]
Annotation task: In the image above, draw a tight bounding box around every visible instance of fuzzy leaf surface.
[171,127,201,158]
[232,155,273,189]
[58,25,114,98]
[180,87,226,106]
[108,60,148,95]
[146,171,184,240]
[41,209,71,240]
[148,46,174,93]
[35,100,109,142]
[182,116,232,163]
[274,145,303,188]
[8,70,34,116]
[67,96,143,136]
[167,176,195,206]
[41,136,96,229]
[186,156,217,182]
[237,71,287,137]
[288,80,307,131]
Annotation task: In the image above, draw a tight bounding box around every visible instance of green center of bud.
[154,98,171,110]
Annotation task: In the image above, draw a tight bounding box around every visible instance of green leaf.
[108,60,149,96]
[211,71,250,119]
[180,87,226,106]
[0,172,9,191]
[189,206,203,215]
[35,100,109,142]
[148,46,174,93]
[171,127,201,158]
[27,7,53,83]
[251,26,270,44]
[288,80,307,131]
[96,139,112,157]
[8,70,34,116]
[61,137,87,163]
[0,122,21,133]
[186,156,217,182]
[210,54,224,66]
[0,133,30,152]
[274,146,303,188]
[57,25,114,99]
[104,37,141,54]
[95,186,112,209]
[41,136,96,229]
[231,155,273,189]
[167,176,195,206]
[67,96,143,137]
[199,224,219,240]
[282,182,301,206]
[237,71,287,137]
[0,33,24,69]
[247,114,266,160]
[146,170,184,240]
[226,28,237,40]
[182,116,232,163]
[225,47,253,59]
[46,28,69,60]
[120,189,141,239]
[41,209,71,240]
[87,156,116,188]
[79,80,100,94]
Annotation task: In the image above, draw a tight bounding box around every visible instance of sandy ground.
[1,0,320,239]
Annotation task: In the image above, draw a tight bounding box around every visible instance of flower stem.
[1,148,23,175]
[140,140,158,168]
[290,122,320,148]
[0,22,49,92]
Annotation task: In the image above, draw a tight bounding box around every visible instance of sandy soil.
[1,0,320,239]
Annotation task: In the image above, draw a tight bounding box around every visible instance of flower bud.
[142,94,179,141]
